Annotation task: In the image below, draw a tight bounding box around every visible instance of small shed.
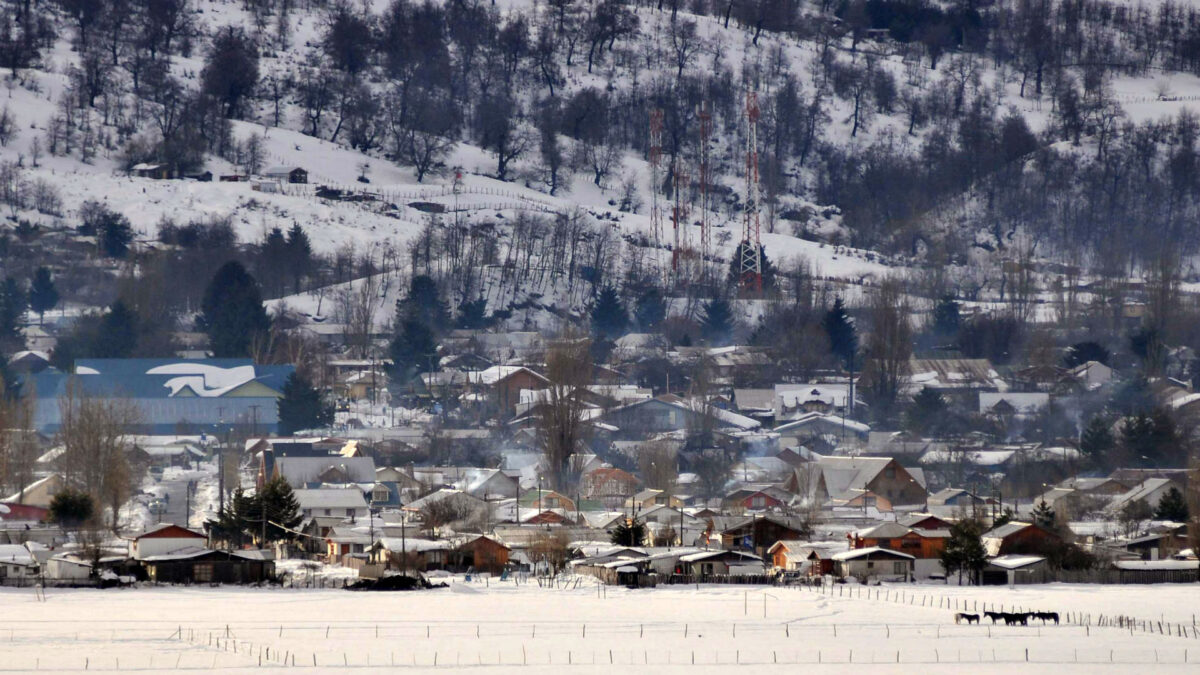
[830,546,914,581]
[984,554,1047,586]
[457,535,510,573]
[263,166,308,184]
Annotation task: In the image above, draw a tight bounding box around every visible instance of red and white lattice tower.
[648,108,666,274]
[739,90,763,293]
[671,160,690,274]
[698,103,712,277]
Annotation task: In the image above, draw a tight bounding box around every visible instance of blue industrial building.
[30,359,294,434]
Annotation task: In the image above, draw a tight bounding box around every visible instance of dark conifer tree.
[199,261,270,357]
[29,267,58,325]
[700,296,734,346]
[277,372,333,435]
[590,285,627,339]
[634,286,666,332]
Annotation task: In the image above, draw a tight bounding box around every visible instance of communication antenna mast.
[672,161,690,275]
[739,90,763,293]
[649,109,666,278]
[698,102,712,281]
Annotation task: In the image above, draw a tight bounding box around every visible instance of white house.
[294,488,369,520]
[130,524,209,560]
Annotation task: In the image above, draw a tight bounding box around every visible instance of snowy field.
[3,579,1200,673]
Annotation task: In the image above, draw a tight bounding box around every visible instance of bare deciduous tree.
[56,380,143,531]
[537,336,592,491]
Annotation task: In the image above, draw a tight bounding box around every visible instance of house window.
[372,486,390,503]
[885,467,896,479]
[867,561,874,569]
[752,496,765,507]
[0,565,6,578]
[194,563,214,583]
[893,562,906,574]
[324,509,331,516]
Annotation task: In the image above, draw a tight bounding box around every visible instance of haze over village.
[2,0,1200,671]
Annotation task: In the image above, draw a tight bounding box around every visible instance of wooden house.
[454,535,510,573]
[981,521,1061,557]
[263,166,308,183]
[141,549,274,583]
[720,515,809,558]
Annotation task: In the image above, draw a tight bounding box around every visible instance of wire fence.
[803,578,1200,639]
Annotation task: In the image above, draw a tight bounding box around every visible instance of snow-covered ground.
[2,579,1199,672]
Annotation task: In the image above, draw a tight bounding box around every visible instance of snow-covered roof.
[1113,559,1199,571]
[831,546,914,561]
[375,537,449,552]
[988,554,1045,570]
[294,488,369,510]
[979,392,1050,414]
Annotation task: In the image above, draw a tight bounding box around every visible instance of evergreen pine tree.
[28,267,58,325]
[97,210,134,258]
[633,286,667,331]
[259,227,289,297]
[609,514,646,546]
[940,519,987,585]
[906,387,946,434]
[1031,499,1056,529]
[931,294,960,337]
[0,276,26,352]
[389,318,438,384]
[823,297,857,368]
[285,223,313,294]
[727,241,776,292]
[97,300,138,358]
[211,488,257,548]
[397,275,450,333]
[199,261,271,357]
[699,296,734,346]
[257,476,304,543]
[276,372,334,435]
[590,286,628,339]
[1154,487,1189,522]
[456,297,489,329]
[1079,416,1114,467]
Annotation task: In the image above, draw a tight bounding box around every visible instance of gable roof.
[135,524,206,540]
[275,457,377,486]
[831,546,914,561]
[293,488,369,510]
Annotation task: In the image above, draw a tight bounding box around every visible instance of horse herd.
[954,610,1060,625]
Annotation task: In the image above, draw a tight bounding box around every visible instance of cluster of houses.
[1,328,1195,587]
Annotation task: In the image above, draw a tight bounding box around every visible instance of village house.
[262,166,308,183]
[767,540,844,574]
[809,456,928,508]
[130,524,209,560]
[981,521,1061,557]
[581,467,640,509]
[720,515,810,558]
[831,546,914,581]
[141,549,274,584]
[852,522,949,578]
[295,489,370,523]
